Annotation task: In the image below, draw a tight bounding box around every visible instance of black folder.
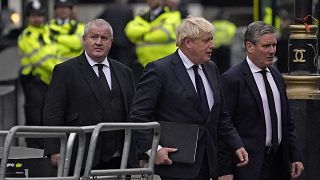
[159,121,199,164]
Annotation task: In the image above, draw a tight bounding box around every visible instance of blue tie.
[193,65,210,118]
[260,69,278,151]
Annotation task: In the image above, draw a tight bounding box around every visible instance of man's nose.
[268,46,276,53]
[210,43,214,49]
[96,37,102,44]
[208,41,214,49]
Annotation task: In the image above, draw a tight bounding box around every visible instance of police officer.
[17,0,62,149]
[211,10,237,74]
[49,0,84,60]
[124,0,181,67]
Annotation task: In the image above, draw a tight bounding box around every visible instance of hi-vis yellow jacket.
[18,25,62,84]
[48,19,84,60]
[212,20,237,48]
[125,7,181,67]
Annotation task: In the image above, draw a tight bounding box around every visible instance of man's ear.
[246,41,254,53]
[185,38,191,49]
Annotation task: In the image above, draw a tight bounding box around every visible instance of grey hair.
[83,19,113,39]
[176,16,214,47]
[244,21,275,45]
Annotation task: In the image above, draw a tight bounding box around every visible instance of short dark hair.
[244,21,275,45]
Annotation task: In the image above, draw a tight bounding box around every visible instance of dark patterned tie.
[259,69,278,151]
[193,65,210,119]
[95,64,110,93]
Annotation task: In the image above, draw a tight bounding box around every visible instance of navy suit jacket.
[130,50,243,179]
[43,53,136,168]
[220,60,302,179]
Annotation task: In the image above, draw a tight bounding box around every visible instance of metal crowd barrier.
[0,126,86,180]
[0,46,22,136]
[66,122,160,180]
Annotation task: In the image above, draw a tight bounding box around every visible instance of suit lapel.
[203,62,218,104]
[77,54,108,108]
[242,61,265,118]
[269,67,287,125]
[202,62,218,122]
[109,59,129,114]
[171,52,202,111]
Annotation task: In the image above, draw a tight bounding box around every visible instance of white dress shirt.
[85,52,112,90]
[56,18,70,25]
[178,49,214,109]
[247,57,282,146]
[150,6,162,21]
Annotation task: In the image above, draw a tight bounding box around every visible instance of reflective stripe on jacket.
[18,25,62,84]
[49,19,85,60]
[125,7,181,66]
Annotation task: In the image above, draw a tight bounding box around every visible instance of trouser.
[259,147,283,180]
[161,151,210,180]
[68,156,122,176]
[20,74,48,149]
[211,46,231,74]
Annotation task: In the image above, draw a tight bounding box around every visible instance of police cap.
[54,0,74,9]
[25,0,46,16]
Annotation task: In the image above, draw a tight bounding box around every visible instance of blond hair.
[176,16,214,47]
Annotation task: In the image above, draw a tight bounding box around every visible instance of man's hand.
[155,147,177,165]
[218,174,233,180]
[291,161,304,179]
[50,153,61,167]
[138,160,148,168]
[235,147,249,167]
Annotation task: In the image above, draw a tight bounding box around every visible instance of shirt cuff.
[145,145,162,156]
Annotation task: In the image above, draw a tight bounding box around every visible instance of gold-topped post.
[284,15,320,99]
[283,1,320,180]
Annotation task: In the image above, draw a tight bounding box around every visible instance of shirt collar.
[56,18,70,25]
[85,51,110,68]
[151,6,162,17]
[178,49,203,70]
[246,56,270,74]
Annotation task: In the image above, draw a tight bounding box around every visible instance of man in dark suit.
[130,16,248,180]
[43,19,136,171]
[219,21,304,180]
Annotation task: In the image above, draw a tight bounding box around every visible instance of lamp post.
[283,1,320,179]
[284,0,320,99]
